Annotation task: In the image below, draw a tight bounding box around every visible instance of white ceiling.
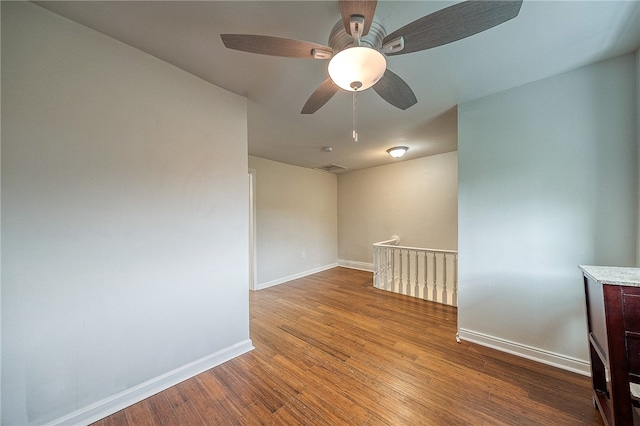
[35,1,640,173]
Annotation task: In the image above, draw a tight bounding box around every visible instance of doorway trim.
[249,168,257,291]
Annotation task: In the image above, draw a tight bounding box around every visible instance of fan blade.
[301,79,340,114]
[339,0,377,36]
[221,34,333,59]
[383,0,523,56]
[372,70,417,110]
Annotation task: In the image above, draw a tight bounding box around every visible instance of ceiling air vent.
[315,164,348,173]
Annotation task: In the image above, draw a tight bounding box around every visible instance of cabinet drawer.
[623,293,640,333]
[627,335,640,376]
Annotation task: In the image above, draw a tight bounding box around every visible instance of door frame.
[248,169,257,291]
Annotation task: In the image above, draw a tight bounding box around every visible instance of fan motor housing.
[328,19,386,54]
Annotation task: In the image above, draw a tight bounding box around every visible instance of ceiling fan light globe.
[327,47,386,92]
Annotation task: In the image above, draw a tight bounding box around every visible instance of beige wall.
[2,3,250,424]
[248,156,338,288]
[338,152,458,266]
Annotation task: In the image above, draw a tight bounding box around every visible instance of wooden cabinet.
[581,265,640,426]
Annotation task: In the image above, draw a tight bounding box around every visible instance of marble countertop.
[580,265,640,287]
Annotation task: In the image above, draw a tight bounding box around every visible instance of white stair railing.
[373,237,458,307]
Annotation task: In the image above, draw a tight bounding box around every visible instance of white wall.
[637,49,640,267]
[248,156,338,288]
[338,152,458,267]
[2,3,251,424]
[458,54,638,374]
[1,3,3,419]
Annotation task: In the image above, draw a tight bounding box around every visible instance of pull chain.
[352,90,358,142]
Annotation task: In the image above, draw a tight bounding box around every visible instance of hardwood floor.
[93,267,604,425]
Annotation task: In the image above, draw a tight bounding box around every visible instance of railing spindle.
[380,247,384,290]
[382,248,387,291]
[391,248,396,292]
[414,251,419,298]
[399,249,403,295]
[404,250,411,296]
[432,252,438,302]
[442,254,448,305]
[423,251,428,300]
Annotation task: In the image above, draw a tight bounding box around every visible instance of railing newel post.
[453,253,458,307]
[373,246,378,288]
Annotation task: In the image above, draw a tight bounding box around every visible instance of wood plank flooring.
[93,267,604,425]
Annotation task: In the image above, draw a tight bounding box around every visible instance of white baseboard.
[457,328,590,376]
[49,339,254,426]
[256,263,339,290]
[338,259,374,272]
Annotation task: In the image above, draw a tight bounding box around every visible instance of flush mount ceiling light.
[387,146,408,158]
[327,46,386,92]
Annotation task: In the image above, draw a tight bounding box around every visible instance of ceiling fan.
[221,0,523,114]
